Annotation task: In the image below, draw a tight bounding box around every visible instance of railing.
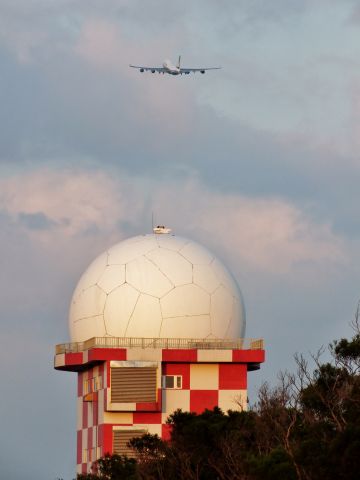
[55,337,264,355]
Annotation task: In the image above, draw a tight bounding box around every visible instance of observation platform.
[54,336,265,372]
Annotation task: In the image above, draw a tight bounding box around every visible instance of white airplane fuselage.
[162,60,181,75]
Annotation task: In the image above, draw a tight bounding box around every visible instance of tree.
[76,453,137,480]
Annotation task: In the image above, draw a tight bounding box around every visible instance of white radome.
[69,234,246,342]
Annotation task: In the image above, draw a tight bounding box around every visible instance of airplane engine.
[201,70,205,74]
[140,68,144,72]
[151,69,155,73]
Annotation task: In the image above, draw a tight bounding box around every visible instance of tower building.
[54,229,264,475]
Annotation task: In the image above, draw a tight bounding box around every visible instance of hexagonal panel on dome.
[210,285,235,338]
[108,236,158,265]
[160,314,211,339]
[97,264,126,294]
[161,284,210,318]
[179,241,214,265]
[211,258,240,294]
[125,294,162,337]
[155,234,190,251]
[70,315,106,343]
[146,247,192,286]
[193,264,221,294]
[103,283,139,336]
[73,252,108,297]
[126,255,174,297]
[227,296,246,338]
[70,284,107,321]
[119,235,146,245]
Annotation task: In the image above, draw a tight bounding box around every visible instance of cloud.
[348,83,360,154]
[347,3,360,24]
[72,18,195,134]
[0,330,76,480]
[0,169,136,323]
[0,167,346,276]
[148,179,347,275]
[0,168,126,237]
[1,3,359,229]
[17,211,56,230]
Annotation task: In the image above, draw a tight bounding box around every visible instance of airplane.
[129,56,221,76]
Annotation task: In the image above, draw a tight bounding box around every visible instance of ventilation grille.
[111,367,157,403]
[113,429,146,458]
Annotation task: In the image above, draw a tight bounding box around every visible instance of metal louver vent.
[111,367,157,403]
[113,429,146,458]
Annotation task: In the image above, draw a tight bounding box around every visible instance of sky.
[1,1,360,478]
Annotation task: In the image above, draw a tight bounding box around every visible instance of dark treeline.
[77,327,360,480]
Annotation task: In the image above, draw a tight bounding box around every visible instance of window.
[95,376,102,390]
[83,376,103,395]
[162,375,182,389]
[83,379,90,395]
[96,446,102,459]
[83,448,97,463]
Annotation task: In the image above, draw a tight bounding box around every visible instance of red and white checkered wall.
[74,352,250,474]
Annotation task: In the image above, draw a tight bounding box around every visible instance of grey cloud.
[0,34,359,242]
[193,0,307,33]
[17,211,56,230]
[0,331,76,480]
[0,42,314,189]
[0,47,54,160]
[0,0,184,36]
[80,222,101,236]
[348,4,360,23]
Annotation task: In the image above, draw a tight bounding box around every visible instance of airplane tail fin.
[177,55,181,69]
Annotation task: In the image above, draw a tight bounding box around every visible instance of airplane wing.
[129,65,166,73]
[180,67,221,74]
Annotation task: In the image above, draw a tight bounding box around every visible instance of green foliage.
[333,334,360,362]
[249,448,297,480]
[300,363,350,420]
[76,453,137,480]
[128,433,165,460]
